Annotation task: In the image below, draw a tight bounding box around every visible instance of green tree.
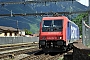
[24,29,32,35]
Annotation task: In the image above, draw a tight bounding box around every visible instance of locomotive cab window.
[67,21,71,27]
[42,20,63,32]
[43,20,52,27]
[68,22,69,27]
[54,20,63,27]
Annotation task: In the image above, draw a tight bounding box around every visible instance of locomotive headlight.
[59,37,62,39]
[58,36,62,39]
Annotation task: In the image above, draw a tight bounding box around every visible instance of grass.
[58,56,64,60]
[88,54,90,56]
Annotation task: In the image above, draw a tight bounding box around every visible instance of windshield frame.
[42,20,63,32]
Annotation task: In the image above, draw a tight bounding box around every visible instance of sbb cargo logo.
[71,26,77,39]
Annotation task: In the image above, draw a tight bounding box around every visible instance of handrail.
[83,21,90,28]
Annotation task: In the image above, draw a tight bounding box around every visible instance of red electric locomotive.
[39,16,79,52]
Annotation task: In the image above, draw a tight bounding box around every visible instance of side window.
[68,22,69,27]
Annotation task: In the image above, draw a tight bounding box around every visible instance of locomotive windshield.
[43,20,52,27]
[42,20,63,32]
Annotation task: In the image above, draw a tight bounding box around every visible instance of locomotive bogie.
[39,40,66,48]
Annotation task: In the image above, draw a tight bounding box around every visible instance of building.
[0,26,20,37]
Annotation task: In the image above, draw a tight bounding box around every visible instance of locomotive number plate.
[47,37,57,40]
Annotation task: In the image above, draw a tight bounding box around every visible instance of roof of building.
[0,26,19,31]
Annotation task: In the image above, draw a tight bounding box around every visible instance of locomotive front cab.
[39,18,66,49]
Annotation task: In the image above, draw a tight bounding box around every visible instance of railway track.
[0,47,73,60]
[0,42,38,51]
[19,50,68,60]
[20,52,64,60]
[0,42,39,60]
[0,42,74,60]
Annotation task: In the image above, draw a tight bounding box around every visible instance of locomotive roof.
[42,16,66,20]
[68,20,79,28]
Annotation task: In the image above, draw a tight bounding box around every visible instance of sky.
[77,0,89,6]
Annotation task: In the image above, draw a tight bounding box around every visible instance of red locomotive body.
[39,16,69,52]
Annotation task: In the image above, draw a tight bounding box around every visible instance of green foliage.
[72,13,88,35]
[58,56,64,60]
[24,29,32,35]
[28,23,39,34]
[88,54,90,56]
